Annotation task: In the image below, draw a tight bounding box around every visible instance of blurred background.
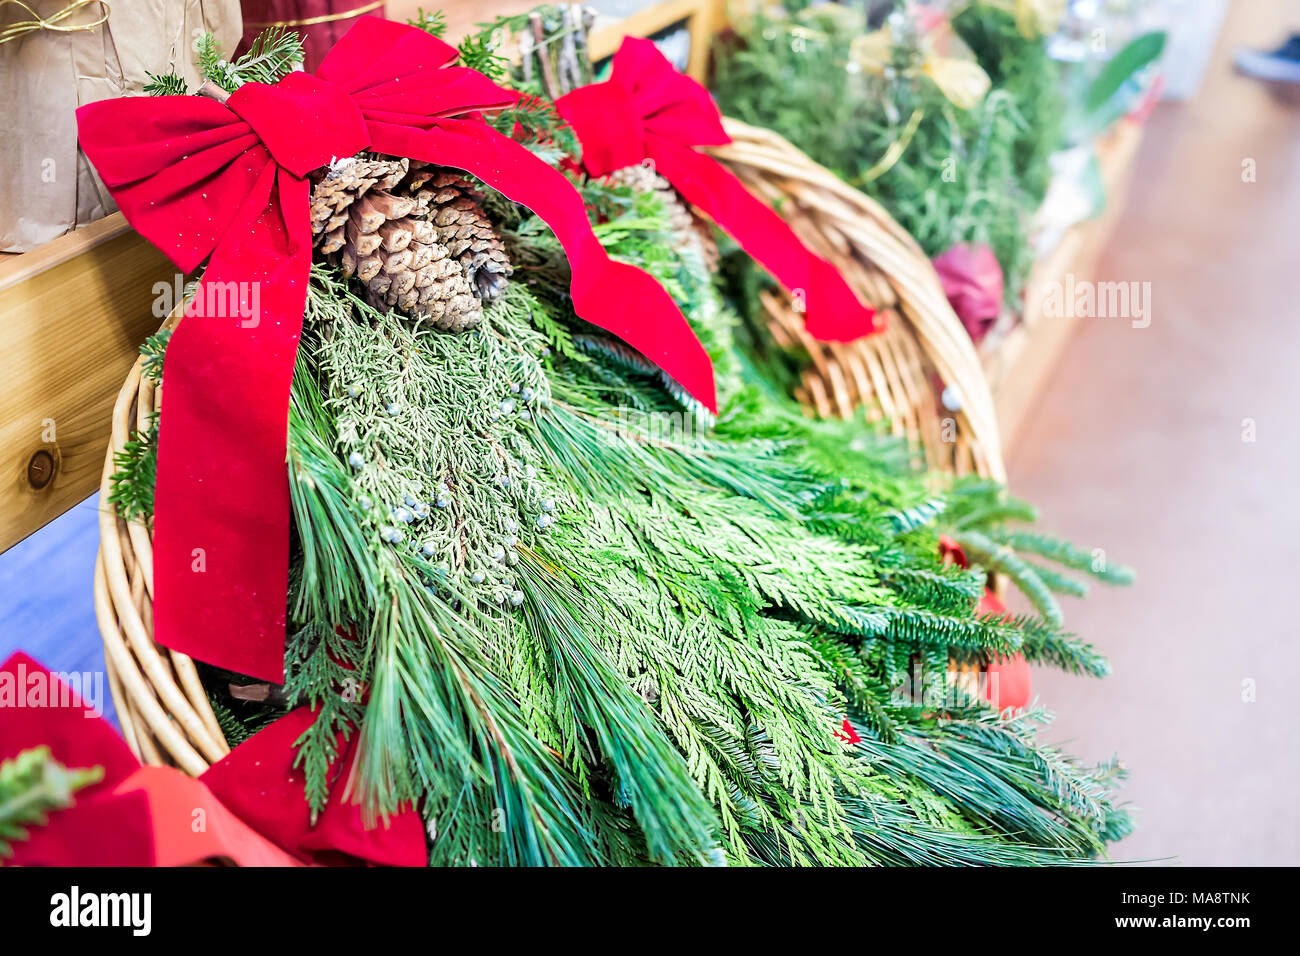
[2,0,1296,865]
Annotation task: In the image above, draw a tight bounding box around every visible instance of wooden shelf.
[0,215,174,553]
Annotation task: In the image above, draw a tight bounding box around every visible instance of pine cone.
[308,156,512,332]
[609,164,718,271]
[401,167,513,302]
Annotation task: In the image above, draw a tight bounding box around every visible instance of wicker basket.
[97,123,1006,772]
[711,118,1005,483]
[95,307,230,774]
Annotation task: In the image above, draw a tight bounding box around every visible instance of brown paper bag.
[0,0,243,252]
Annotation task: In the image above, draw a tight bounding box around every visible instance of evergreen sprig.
[713,3,1063,307]
[143,71,189,97]
[408,6,447,37]
[0,747,103,859]
[107,413,158,524]
[198,27,304,93]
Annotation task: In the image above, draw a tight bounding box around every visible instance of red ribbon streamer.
[76,17,716,684]
[555,37,883,342]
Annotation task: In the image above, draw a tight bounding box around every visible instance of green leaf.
[1085,32,1166,114]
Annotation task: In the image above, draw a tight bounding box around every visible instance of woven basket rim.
[713,115,1006,482]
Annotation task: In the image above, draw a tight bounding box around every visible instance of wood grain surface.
[0,215,174,553]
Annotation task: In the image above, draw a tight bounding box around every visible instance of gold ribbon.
[852,108,925,186]
[243,0,383,30]
[0,0,109,45]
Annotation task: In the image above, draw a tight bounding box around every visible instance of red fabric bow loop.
[553,81,647,176]
[76,16,716,684]
[556,37,883,343]
[226,73,370,177]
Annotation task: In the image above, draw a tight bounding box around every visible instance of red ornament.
[976,590,1032,713]
[942,536,1033,713]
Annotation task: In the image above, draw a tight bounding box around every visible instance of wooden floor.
[1,0,1295,865]
[1006,0,1300,865]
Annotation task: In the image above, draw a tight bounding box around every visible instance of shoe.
[1235,34,1300,84]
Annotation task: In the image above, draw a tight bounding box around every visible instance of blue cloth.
[0,494,117,727]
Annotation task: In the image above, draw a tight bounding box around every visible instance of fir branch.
[1010,614,1111,678]
[1026,560,1090,597]
[880,564,985,616]
[195,32,228,89]
[198,27,303,93]
[872,605,1024,653]
[207,693,282,748]
[143,70,189,97]
[987,528,1136,585]
[886,497,947,533]
[230,27,304,86]
[950,528,1064,627]
[107,413,158,523]
[457,32,509,82]
[0,747,103,859]
[408,6,447,37]
[140,328,172,384]
[488,95,580,161]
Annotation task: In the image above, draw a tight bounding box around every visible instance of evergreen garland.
[101,20,1135,866]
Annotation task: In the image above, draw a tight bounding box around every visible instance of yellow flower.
[848,26,894,76]
[923,56,992,110]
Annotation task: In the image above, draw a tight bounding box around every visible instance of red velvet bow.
[0,653,424,865]
[76,17,716,684]
[555,37,883,342]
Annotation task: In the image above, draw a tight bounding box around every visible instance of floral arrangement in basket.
[15,13,1137,867]
[713,1,1067,334]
